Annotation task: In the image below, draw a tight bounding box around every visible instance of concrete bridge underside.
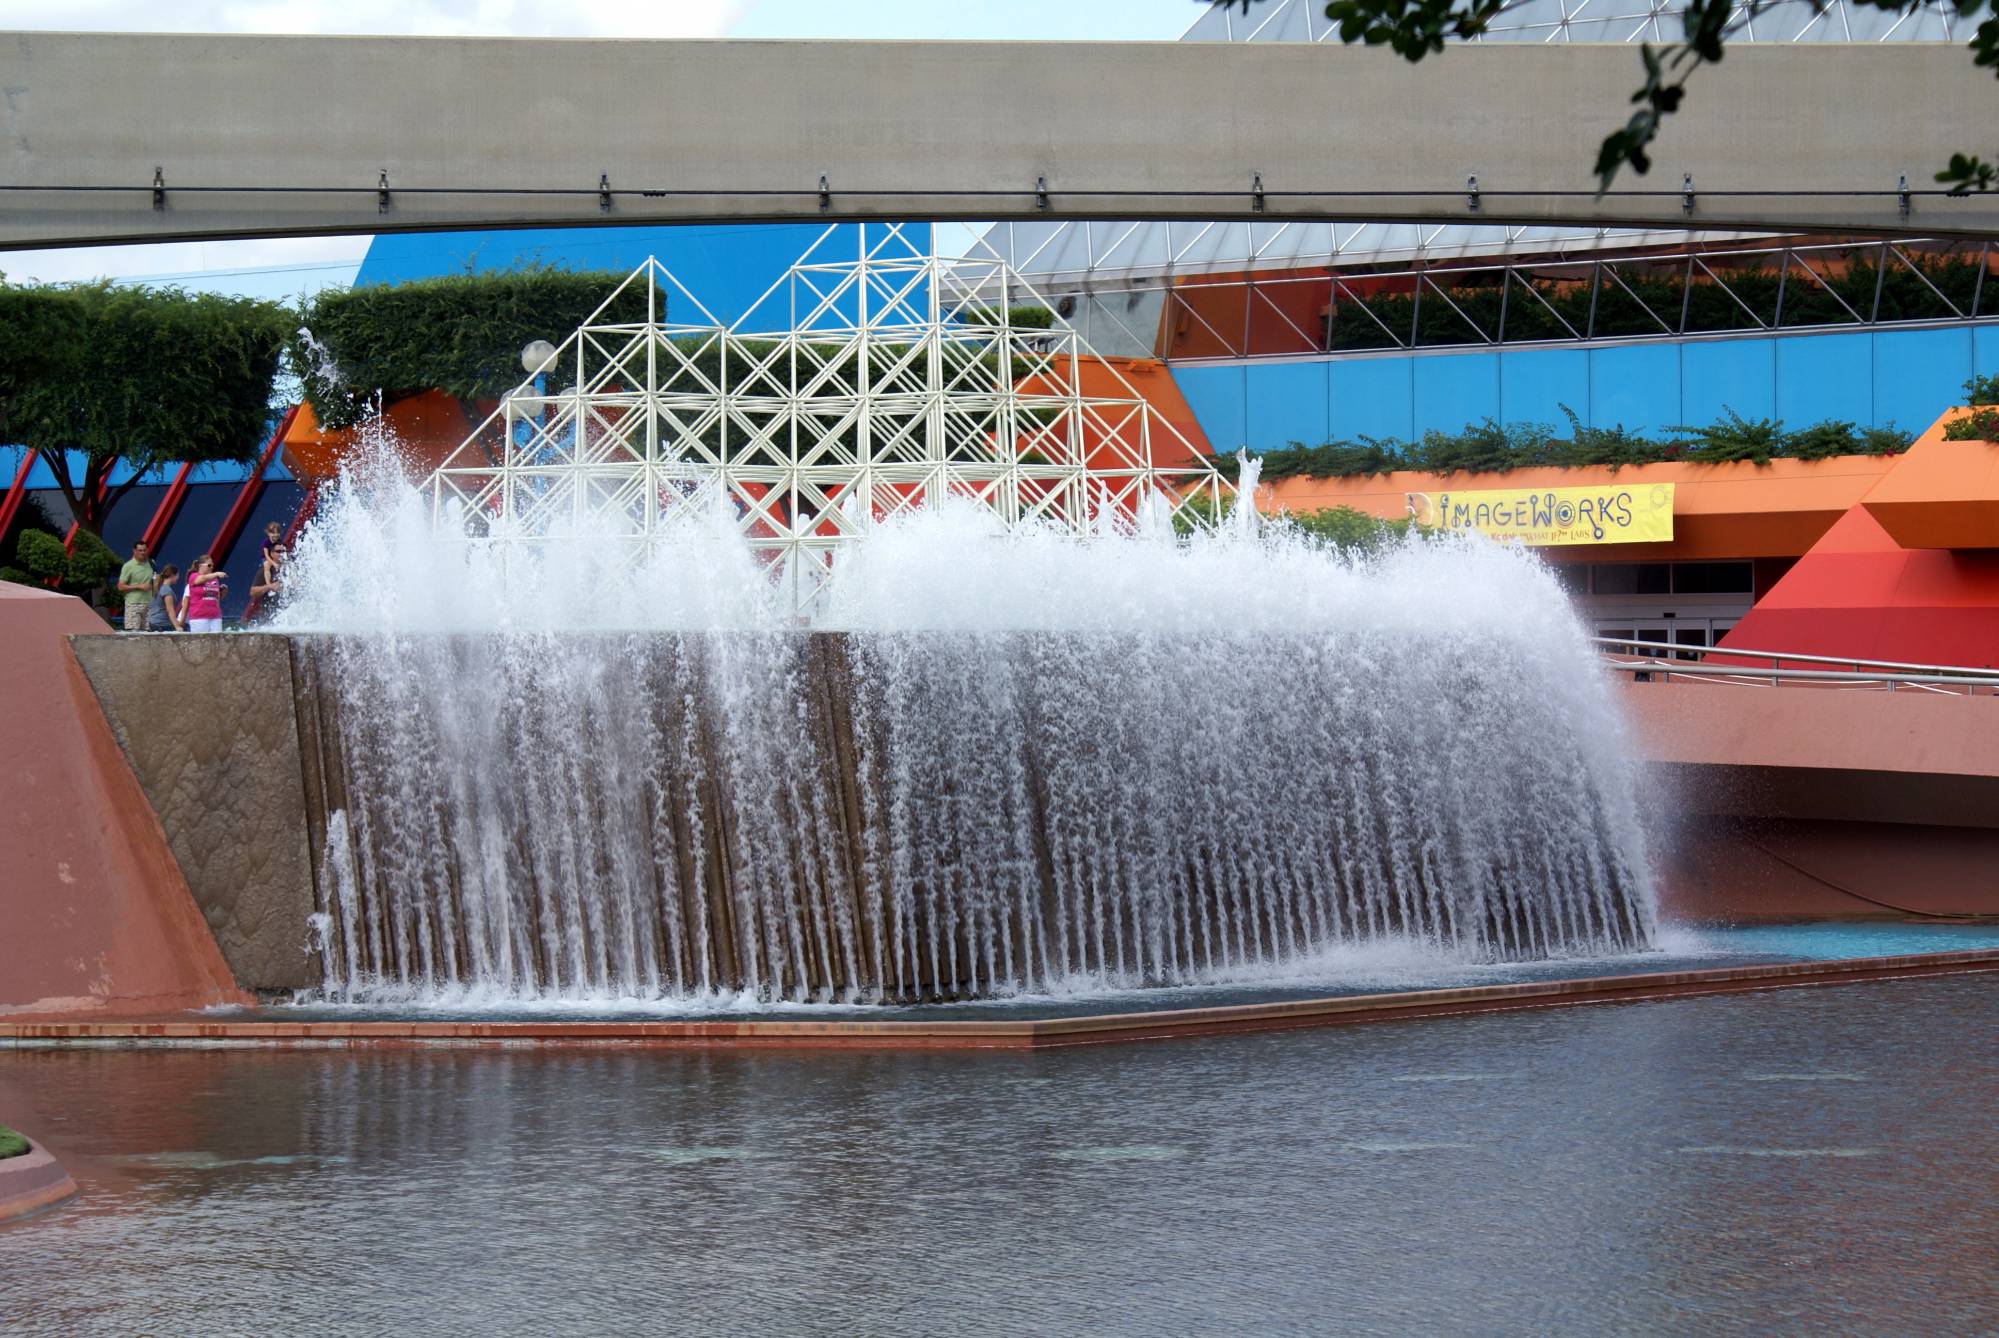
[2,32,1997,249]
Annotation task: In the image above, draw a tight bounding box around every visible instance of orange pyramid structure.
[1718,409,1999,668]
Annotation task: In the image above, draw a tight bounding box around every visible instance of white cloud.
[0,236,370,289]
[0,0,747,37]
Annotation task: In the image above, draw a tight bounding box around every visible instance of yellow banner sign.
[1405,482,1674,546]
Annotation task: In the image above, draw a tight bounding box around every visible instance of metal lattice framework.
[425,225,1233,611]
[974,0,1974,328]
[1154,235,1999,361]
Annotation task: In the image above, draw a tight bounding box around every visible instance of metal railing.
[1594,636,1999,696]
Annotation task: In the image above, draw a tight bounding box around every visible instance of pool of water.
[3,975,1996,1334]
[262,920,1999,1022]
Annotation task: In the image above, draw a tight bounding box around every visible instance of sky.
[0,0,1200,294]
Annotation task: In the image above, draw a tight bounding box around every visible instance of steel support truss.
[425,225,1233,613]
[1145,235,1998,361]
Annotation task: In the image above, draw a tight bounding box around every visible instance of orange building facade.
[1259,408,1999,669]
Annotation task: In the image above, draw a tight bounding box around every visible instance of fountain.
[278,472,1653,1006]
[269,234,1654,1006]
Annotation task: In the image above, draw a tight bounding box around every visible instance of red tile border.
[2,950,1993,1052]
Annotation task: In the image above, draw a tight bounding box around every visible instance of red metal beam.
[0,452,33,548]
[139,460,195,554]
[278,480,319,549]
[207,404,300,562]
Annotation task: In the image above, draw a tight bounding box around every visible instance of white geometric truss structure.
[425,225,1234,611]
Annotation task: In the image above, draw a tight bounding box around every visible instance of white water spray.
[275,449,1655,1004]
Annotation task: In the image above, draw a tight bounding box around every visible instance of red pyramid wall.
[0,585,247,1018]
[1717,422,1999,669]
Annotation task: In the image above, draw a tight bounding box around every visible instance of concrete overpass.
[2,31,1997,249]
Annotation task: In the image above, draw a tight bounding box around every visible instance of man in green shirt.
[116,540,156,632]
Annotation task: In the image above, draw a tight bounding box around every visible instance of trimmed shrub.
[291,267,653,429]
[1943,407,1999,442]
[961,304,1056,329]
[1209,409,1916,480]
[1282,505,1425,553]
[6,526,118,599]
[0,1128,27,1160]
[0,282,290,539]
[1667,409,1786,465]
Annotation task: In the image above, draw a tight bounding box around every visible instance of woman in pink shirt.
[184,555,227,633]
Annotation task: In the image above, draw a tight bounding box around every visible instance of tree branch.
[102,462,144,520]
[36,447,84,532]
[1210,0,1999,195]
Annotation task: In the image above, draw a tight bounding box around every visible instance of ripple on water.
[1346,1141,1476,1153]
[637,1147,770,1165]
[1052,1146,1184,1162]
[120,1153,348,1170]
[1671,1147,1877,1158]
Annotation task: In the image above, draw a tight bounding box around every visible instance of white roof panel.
[980,0,1958,286]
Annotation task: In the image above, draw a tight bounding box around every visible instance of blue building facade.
[355,223,929,326]
[1170,323,1999,454]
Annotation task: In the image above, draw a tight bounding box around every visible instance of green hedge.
[0,282,291,537]
[1212,407,1916,480]
[292,270,1064,432]
[1317,254,1988,351]
[961,304,1056,329]
[1171,497,1421,553]
[1,283,288,462]
[291,267,654,429]
[1285,505,1425,553]
[0,1127,27,1160]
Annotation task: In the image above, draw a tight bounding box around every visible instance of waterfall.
[279,486,1654,1005]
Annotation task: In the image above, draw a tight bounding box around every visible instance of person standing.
[145,562,184,632]
[184,555,226,633]
[116,540,157,632]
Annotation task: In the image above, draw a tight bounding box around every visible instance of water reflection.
[2,978,1995,1335]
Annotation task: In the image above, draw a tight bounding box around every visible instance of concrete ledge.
[0,1143,78,1223]
[3,950,1992,1051]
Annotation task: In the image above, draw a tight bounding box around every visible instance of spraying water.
[277,451,1654,1005]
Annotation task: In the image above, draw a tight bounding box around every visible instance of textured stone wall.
[71,634,320,992]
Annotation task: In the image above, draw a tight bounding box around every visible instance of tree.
[0,283,291,541]
[1211,0,1999,193]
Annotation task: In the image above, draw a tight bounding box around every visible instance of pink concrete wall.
[1620,681,1999,919]
[0,586,247,1017]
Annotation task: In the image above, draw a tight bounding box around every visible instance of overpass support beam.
[2,34,1997,246]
